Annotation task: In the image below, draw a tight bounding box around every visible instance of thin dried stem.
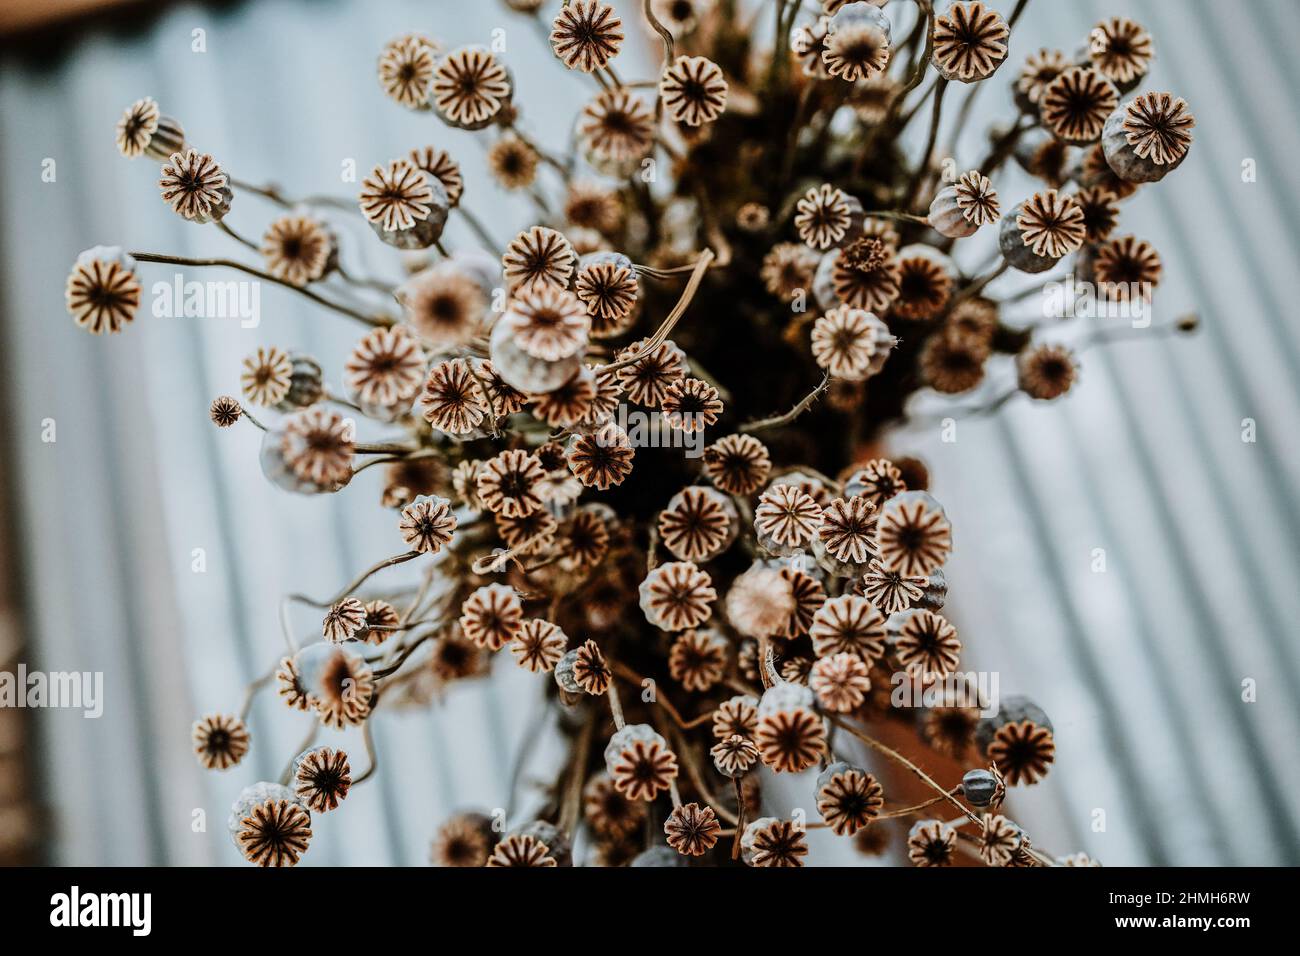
[740,373,831,433]
[828,714,980,825]
[643,0,675,121]
[238,665,276,722]
[600,249,715,373]
[130,251,391,327]
[353,713,380,785]
[903,77,949,209]
[289,550,422,610]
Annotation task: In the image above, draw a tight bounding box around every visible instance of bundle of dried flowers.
[72,0,1201,867]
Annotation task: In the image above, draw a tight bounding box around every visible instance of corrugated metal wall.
[0,0,1295,865]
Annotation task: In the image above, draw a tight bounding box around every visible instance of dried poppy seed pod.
[928,184,979,239]
[514,820,573,867]
[192,712,250,770]
[431,811,498,867]
[209,395,242,428]
[711,733,759,778]
[920,568,947,609]
[976,695,1057,786]
[446,248,502,303]
[159,148,233,223]
[1013,48,1069,114]
[227,782,301,832]
[274,352,325,411]
[65,245,142,335]
[115,96,186,160]
[828,1,892,40]
[575,250,640,336]
[724,562,796,638]
[822,3,891,81]
[932,0,1009,83]
[372,173,451,250]
[554,648,584,694]
[603,723,679,801]
[816,761,883,834]
[603,724,665,768]
[998,202,1059,274]
[489,310,583,393]
[741,817,809,867]
[258,424,350,495]
[345,325,425,417]
[892,244,955,321]
[812,249,845,310]
[292,640,362,700]
[432,46,513,131]
[1089,17,1154,94]
[908,818,956,866]
[575,89,655,177]
[292,746,352,812]
[1012,127,1074,187]
[227,781,312,867]
[960,767,1001,807]
[816,760,858,793]
[630,846,688,867]
[980,814,1024,866]
[638,560,716,631]
[754,484,822,556]
[810,535,864,580]
[975,696,1053,747]
[757,680,817,719]
[1038,67,1117,146]
[658,485,739,563]
[1102,92,1194,183]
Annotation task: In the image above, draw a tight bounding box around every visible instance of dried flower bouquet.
[69,0,1196,867]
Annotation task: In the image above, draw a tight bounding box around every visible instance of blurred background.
[0,0,1297,866]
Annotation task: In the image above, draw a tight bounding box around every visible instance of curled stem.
[643,0,675,121]
[289,550,422,610]
[600,249,715,374]
[214,219,260,252]
[372,629,438,679]
[238,665,276,722]
[353,712,380,785]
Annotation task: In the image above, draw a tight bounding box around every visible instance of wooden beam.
[0,0,147,37]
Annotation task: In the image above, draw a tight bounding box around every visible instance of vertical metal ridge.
[993,417,1171,864]
[1055,401,1239,863]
